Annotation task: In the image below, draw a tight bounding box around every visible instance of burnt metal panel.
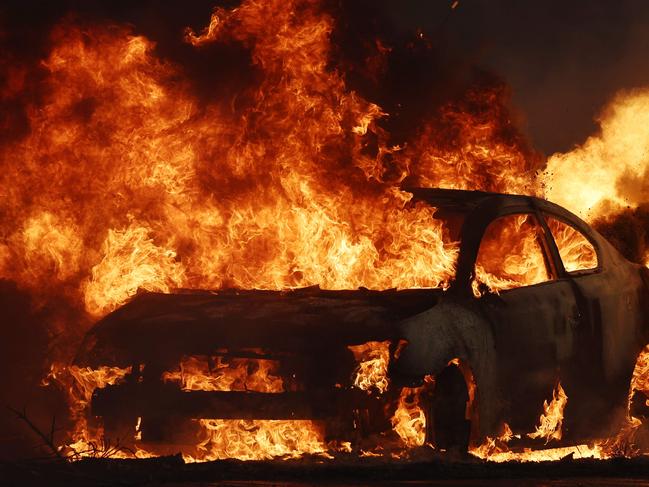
[75,287,442,367]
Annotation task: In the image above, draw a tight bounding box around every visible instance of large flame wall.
[0,0,537,324]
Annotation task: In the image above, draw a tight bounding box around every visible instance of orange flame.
[630,346,649,403]
[602,346,649,456]
[7,0,503,461]
[543,89,649,222]
[163,355,284,393]
[164,355,330,461]
[348,341,390,394]
[0,0,538,320]
[472,442,603,463]
[545,216,598,272]
[45,365,134,457]
[473,214,550,295]
[191,419,327,462]
[470,423,515,459]
[527,382,568,443]
[390,386,428,448]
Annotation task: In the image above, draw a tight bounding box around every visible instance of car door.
[474,211,581,434]
[542,212,640,438]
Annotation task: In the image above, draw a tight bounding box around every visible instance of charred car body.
[76,188,649,452]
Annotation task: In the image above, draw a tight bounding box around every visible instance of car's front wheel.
[430,364,471,455]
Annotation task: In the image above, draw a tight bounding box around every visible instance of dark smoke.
[0,281,70,460]
[595,167,649,264]
[594,208,649,265]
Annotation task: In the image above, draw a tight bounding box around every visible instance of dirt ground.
[4,455,649,487]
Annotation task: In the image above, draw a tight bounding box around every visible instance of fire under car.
[75,188,649,454]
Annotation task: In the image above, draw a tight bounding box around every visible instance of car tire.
[431,364,471,455]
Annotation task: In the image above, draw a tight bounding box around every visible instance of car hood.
[75,286,443,367]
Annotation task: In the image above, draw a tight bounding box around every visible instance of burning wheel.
[431,364,470,455]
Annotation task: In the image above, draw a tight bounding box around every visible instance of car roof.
[404,186,594,234]
[405,187,535,211]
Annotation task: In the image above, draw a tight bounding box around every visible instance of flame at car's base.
[47,346,649,464]
[190,419,328,462]
[527,383,568,443]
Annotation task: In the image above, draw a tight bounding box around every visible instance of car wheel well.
[427,358,480,451]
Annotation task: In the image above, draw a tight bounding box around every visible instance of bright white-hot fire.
[542,89,649,222]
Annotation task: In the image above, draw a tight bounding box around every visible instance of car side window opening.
[544,215,598,273]
[473,213,553,296]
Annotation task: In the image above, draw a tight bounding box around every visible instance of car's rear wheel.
[431,364,471,455]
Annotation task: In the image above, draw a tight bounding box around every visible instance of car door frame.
[533,201,630,439]
[455,196,583,433]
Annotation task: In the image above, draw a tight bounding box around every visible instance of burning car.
[74,188,649,457]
